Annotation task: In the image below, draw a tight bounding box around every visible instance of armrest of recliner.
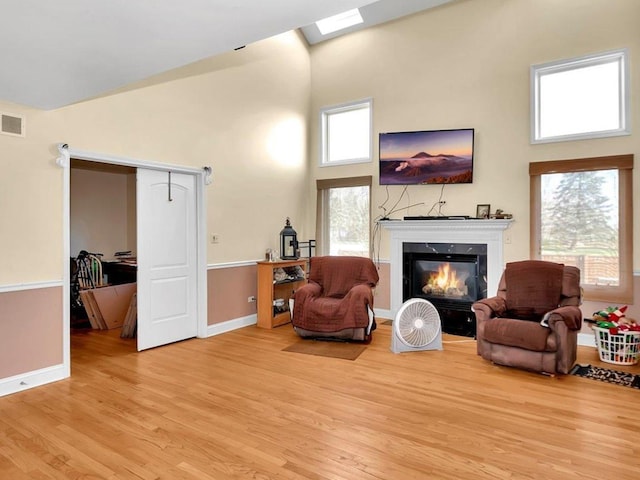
[541,306,583,331]
[348,283,375,300]
[337,284,376,313]
[542,305,583,374]
[473,296,507,358]
[291,282,322,327]
[293,281,322,299]
[472,296,507,320]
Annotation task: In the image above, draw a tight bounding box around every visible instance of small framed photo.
[476,204,490,219]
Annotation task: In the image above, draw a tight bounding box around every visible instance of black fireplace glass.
[412,256,478,304]
[402,242,488,337]
[402,243,487,305]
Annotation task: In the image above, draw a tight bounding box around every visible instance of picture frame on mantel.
[476,204,490,219]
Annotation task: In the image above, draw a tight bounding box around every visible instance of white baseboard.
[375,308,392,320]
[578,331,596,347]
[206,314,257,337]
[0,364,68,398]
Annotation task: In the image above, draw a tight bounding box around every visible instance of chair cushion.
[483,318,556,352]
[504,260,564,321]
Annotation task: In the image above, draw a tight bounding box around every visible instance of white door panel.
[150,277,188,319]
[137,169,198,351]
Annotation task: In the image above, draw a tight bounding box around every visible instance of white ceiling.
[0,0,454,110]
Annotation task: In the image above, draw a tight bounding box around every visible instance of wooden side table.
[256,259,307,329]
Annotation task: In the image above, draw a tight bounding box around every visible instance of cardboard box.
[89,283,137,329]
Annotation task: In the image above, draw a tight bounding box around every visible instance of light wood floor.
[1,323,638,480]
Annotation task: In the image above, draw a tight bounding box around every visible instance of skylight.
[316,8,364,35]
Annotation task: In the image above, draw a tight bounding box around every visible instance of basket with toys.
[592,306,640,365]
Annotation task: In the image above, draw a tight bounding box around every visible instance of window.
[530,155,633,303]
[316,176,371,257]
[316,8,363,35]
[531,49,629,143]
[320,99,372,166]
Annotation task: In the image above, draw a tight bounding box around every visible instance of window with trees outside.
[529,155,633,303]
[316,176,371,257]
[320,99,372,166]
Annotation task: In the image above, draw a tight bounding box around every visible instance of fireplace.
[381,218,513,338]
[403,242,487,336]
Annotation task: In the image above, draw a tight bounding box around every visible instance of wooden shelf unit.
[257,259,307,329]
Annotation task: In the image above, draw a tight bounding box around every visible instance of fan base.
[390,332,443,353]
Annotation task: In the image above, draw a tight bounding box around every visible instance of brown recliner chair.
[292,256,379,341]
[473,260,582,375]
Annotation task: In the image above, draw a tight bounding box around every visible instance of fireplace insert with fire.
[403,243,487,337]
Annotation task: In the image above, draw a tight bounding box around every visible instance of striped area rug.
[570,364,640,389]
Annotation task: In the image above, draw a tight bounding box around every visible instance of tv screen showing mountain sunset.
[379,128,474,185]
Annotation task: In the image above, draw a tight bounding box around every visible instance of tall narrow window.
[531,49,629,143]
[530,155,633,303]
[320,99,372,166]
[317,177,371,257]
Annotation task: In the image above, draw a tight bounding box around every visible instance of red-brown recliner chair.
[472,260,582,375]
[292,256,379,341]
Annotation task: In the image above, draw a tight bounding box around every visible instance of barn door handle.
[168,171,173,202]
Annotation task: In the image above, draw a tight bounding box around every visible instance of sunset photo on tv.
[379,128,474,185]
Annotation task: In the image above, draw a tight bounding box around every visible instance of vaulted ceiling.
[0,0,453,110]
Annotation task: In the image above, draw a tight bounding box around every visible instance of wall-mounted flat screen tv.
[379,128,474,185]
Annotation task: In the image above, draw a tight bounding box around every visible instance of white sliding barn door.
[136,169,198,351]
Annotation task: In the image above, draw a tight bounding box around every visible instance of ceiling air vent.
[1,112,25,137]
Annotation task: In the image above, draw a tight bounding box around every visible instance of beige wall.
[0,30,311,384]
[308,0,640,271]
[59,31,312,264]
[0,103,64,284]
[0,30,311,286]
[126,174,137,252]
[70,168,136,260]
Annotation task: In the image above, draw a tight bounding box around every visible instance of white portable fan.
[391,298,443,353]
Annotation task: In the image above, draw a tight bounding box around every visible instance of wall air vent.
[1,112,25,137]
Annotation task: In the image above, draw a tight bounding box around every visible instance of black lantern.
[279,217,298,259]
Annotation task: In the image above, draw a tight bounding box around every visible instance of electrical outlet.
[247,295,256,303]
[211,234,220,244]
[504,231,512,244]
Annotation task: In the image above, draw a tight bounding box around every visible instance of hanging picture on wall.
[379,128,474,185]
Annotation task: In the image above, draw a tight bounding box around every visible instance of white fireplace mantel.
[381,219,513,318]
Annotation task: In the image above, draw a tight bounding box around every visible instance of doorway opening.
[61,145,208,376]
[70,159,138,350]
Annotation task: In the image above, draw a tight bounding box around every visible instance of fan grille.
[395,299,441,347]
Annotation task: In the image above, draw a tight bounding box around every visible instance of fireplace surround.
[382,219,513,336]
